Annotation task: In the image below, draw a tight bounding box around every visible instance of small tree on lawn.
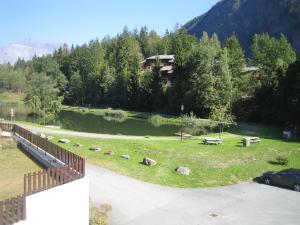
[209,104,235,139]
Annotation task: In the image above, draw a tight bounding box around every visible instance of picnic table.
[203,137,222,145]
[174,133,192,138]
[243,137,261,147]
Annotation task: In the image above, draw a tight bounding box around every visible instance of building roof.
[146,55,175,60]
[242,66,259,73]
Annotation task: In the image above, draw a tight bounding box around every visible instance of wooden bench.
[203,137,222,145]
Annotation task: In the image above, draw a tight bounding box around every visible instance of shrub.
[276,156,289,165]
[149,115,164,127]
[89,204,112,225]
[103,108,128,122]
[181,112,217,135]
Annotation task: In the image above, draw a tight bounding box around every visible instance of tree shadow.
[267,160,285,165]
[17,142,46,169]
[227,122,300,143]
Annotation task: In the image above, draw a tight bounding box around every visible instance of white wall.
[17,177,89,225]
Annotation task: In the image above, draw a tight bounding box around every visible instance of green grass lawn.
[50,127,300,188]
[0,139,42,200]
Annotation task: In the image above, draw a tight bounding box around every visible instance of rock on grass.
[176,167,190,176]
[143,158,157,166]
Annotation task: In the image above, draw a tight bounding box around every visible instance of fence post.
[47,168,51,188]
[23,174,27,196]
[28,173,31,195]
[22,197,26,220]
[33,172,37,193]
[38,171,41,192]
[0,201,3,224]
[42,170,46,190]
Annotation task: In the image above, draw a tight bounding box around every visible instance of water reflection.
[0,103,180,136]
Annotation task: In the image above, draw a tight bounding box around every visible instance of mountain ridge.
[0,39,61,64]
[184,0,300,54]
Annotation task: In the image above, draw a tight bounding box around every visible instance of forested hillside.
[184,0,300,54]
[0,27,299,128]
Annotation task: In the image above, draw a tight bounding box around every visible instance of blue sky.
[0,0,219,46]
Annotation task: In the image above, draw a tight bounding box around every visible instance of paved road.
[87,164,300,225]
[21,124,186,141]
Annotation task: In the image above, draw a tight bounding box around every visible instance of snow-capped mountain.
[0,39,62,64]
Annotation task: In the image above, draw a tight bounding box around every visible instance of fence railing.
[24,163,84,196]
[0,122,86,225]
[13,125,85,175]
[0,122,14,133]
[0,196,26,225]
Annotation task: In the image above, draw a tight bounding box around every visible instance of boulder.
[105,150,114,156]
[90,146,101,152]
[74,143,82,147]
[143,157,157,166]
[121,154,130,160]
[176,167,190,176]
[59,138,70,144]
[46,136,54,140]
[40,133,46,138]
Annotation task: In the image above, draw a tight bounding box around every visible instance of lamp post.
[10,108,15,122]
[180,104,184,142]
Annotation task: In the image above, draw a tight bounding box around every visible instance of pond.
[0,103,181,136]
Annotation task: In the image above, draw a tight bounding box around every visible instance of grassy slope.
[51,127,300,188]
[0,140,42,200]
[0,92,25,104]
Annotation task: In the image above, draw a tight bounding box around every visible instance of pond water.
[0,103,181,136]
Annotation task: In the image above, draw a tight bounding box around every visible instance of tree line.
[0,27,299,128]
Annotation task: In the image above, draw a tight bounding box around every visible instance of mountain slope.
[0,39,61,64]
[184,0,300,54]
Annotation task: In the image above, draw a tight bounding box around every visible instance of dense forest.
[0,27,299,128]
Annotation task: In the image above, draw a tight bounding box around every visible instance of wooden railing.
[0,122,86,225]
[24,163,84,196]
[0,122,14,132]
[0,196,26,225]
[13,125,85,174]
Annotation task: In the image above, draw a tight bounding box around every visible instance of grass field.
[0,139,42,200]
[50,124,300,188]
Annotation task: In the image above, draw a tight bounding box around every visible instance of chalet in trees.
[141,55,174,82]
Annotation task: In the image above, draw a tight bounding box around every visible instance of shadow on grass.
[252,176,263,184]
[227,122,300,143]
[267,160,286,166]
[234,144,244,148]
[17,142,46,169]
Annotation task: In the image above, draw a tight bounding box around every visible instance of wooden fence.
[13,125,85,175]
[24,163,84,196]
[0,122,14,133]
[0,122,86,225]
[0,196,26,225]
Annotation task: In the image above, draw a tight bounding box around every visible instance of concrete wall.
[17,177,89,225]
[14,134,64,168]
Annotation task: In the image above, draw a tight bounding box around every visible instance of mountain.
[0,39,61,64]
[184,0,300,54]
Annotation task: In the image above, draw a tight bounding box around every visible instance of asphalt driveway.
[87,164,300,225]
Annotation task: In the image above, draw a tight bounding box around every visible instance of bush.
[89,204,112,225]
[103,108,128,122]
[149,115,164,127]
[276,156,289,165]
[181,112,217,135]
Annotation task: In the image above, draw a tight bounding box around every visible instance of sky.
[0,0,219,46]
